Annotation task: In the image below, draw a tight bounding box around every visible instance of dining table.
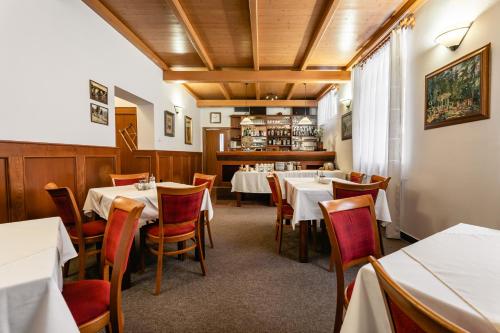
[0,217,78,333]
[342,223,500,333]
[284,177,392,263]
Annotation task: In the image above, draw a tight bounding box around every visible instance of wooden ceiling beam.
[316,84,335,100]
[249,0,260,99]
[346,0,424,69]
[197,100,318,108]
[165,0,231,99]
[286,0,341,99]
[163,70,351,83]
[82,0,169,71]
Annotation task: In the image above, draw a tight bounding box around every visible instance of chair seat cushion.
[146,222,196,237]
[69,220,106,238]
[281,203,294,217]
[63,280,110,326]
[345,280,355,303]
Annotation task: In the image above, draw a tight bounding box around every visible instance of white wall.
[401,0,500,239]
[0,0,200,152]
[333,84,353,171]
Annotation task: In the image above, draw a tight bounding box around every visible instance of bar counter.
[216,151,336,185]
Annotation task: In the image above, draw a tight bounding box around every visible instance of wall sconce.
[340,98,352,111]
[174,105,183,114]
[435,23,472,51]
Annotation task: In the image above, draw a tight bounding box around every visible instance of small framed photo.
[341,112,352,141]
[89,80,108,104]
[90,103,108,125]
[185,116,192,145]
[164,111,175,137]
[210,112,221,124]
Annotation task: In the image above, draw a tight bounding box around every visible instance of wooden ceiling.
[85,0,422,106]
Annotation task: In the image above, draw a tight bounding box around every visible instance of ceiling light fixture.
[298,83,312,125]
[240,83,253,126]
[173,105,183,114]
[265,93,279,100]
[435,23,472,51]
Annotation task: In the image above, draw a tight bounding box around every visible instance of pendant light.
[298,83,312,125]
[240,83,253,126]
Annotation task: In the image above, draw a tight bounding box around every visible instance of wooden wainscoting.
[0,141,120,223]
[126,150,202,185]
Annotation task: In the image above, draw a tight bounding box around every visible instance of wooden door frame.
[202,127,231,174]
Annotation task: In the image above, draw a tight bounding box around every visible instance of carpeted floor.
[117,201,407,333]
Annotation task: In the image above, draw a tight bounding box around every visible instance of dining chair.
[266,173,294,254]
[63,196,145,333]
[110,172,149,186]
[319,195,382,333]
[349,171,366,184]
[45,183,107,280]
[369,256,468,333]
[370,175,392,191]
[192,173,217,248]
[143,184,207,295]
[333,180,382,203]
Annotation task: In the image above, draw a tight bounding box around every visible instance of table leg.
[195,211,206,261]
[299,220,309,263]
[377,221,385,256]
[177,241,185,261]
[236,192,241,207]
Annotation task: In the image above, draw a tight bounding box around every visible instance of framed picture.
[164,111,175,137]
[341,112,352,140]
[425,44,490,130]
[90,103,108,125]
[89,80,108,104]
[185,115,192,145]
[210,112,221,124]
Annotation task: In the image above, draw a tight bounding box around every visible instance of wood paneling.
[0,141,120,222]
[0,159,9,223]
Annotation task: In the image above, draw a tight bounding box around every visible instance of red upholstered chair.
[370,175,392,191]
[63,196,145,333]
[110,172,149,186]
[192,173,216,248]
[266,173,294,254]
[45,183,107,280]
[319,195,382,333]
[369,257,467,333]
[349,171,366,184]
[143,184,207,295]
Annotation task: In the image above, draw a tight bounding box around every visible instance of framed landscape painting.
[164,111,175,137]
[341,112,352,140]
[90,103,108,125]
[89,80,108,105]
[425,44,490,130]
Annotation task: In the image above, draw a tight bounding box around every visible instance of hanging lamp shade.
[240,117,253,126]
[298,83,312,125]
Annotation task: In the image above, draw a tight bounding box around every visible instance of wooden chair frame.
[332,180,383,200]
[109,172,149,186]
[192,173,217,248]
[319,195,382,333]
[144,184,207,295]
[349,171,366,184]
[78,196,145,333]
[266,173,293,254]
[369,256,467,333]
[45,182,103,280]
[370,175,392,190]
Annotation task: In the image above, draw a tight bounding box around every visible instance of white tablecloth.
[285,178,392,227]
[83,182,214,225]
[0,217,78,333]
[342,223,500,333]
[231,170,346,197]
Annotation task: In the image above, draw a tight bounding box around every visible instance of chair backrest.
[319,195,381,270]
[350,171,366,184]
[370,175,391,191]
[369,257,468,333]
[192,173,216,193]
[333,180,382,203]
[44,182,83,237]
[156,184,206,230]
[100,196,145,333]
[110,172,149,186]
[266,173,283,207]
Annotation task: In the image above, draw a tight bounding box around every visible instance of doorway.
[203,127,230,181]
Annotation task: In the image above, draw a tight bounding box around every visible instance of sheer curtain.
[352,43,391,176]
[318,89,338,151]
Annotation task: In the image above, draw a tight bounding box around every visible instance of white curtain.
[386,27,410,238]
[318,89,338,150]
[352,43,391,176]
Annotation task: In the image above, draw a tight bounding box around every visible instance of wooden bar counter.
[216,151,336,186]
